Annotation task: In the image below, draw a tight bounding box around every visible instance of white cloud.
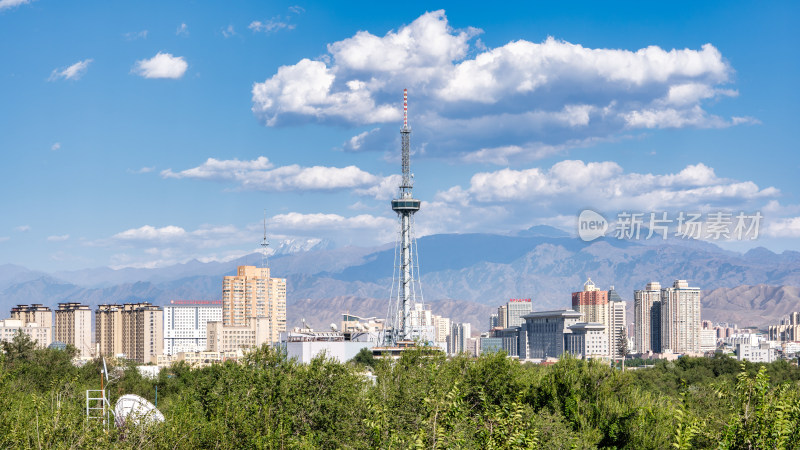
[48,59,92,81]
[51,142,61,151]
[353,174,402,200]
[133,52,188,79]
[344,128,380,151]
[162,156,392,194]
[162,156,273,181]
[0,237,9,242]
[435,160,778,218]
[113,225,186,241]
[764,217,800,238]
[0,0,32,10]
[252,10,748,163]
[222,25,236,38]
[249,18,294,33]
[270,212,393,231]
[47,234,69,242]
[124,30,148,41]
[15,225,30,232]
[176,23,188,36]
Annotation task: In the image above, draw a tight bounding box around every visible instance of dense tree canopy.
[1,341,799,449]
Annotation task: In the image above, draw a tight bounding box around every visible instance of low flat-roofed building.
[283,329,373,364]
[157,350,244,369]
[523,309,583,360]
[565,322,608,360]
[0,319,51,348]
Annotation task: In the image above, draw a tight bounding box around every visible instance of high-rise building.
[222,265,286,344]
[54,302,92,357]
[572,279,625,358]
[449,322,471,355]
[121,302,163,363]
[497,305,508,329]
[96,304,123,357]
[488,313,499,330]
[634,282,661,354]
[96,302,163,363]
[660,280,701,354]
[10,304,52,330]
[432,315,451,346]
[572,279,608,323]
[164,300,223,355]
[506,299,532,327]
[609,297,627,359]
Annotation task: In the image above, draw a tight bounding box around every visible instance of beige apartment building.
[96,302,163,363]
[54,302,92,357]
[10,304,52,329]
[222,265,286,344]
[96,304,124,357]
[660,280,702,354]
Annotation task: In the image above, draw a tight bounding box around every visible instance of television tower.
[387,88,422,344]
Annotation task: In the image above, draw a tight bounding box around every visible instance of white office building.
[163,300,223,355]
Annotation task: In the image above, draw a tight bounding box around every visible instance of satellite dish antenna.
[114,394,165,428]
[330,323,338,331]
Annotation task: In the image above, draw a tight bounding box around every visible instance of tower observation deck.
[386,89,421,345]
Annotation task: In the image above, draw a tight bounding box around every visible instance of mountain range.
[1,226,798,330]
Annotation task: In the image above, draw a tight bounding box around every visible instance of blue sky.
[1,0,798,271]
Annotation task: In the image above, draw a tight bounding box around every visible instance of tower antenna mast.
[261,209,269,269]
[388,88,421,344]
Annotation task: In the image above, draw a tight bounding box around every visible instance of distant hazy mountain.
[1,226,798,331]
[702,285,800,328]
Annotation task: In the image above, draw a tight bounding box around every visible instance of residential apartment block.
[222,265,286,344]
[54,302,92,357]
[95,302,163,363]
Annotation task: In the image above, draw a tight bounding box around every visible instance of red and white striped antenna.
[403,88,408,129]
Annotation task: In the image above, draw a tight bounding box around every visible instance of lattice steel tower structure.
[386,89,422,345]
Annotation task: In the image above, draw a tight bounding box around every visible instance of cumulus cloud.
[51,142,61,151]
[162,156,395,195]
[47,234,69,242]
[252,10,748,163]
[0,0,32,11]
[176,23,188,36]
[48,59,92,81]
[765,217,800,238]
[15,225,30,232]
[451,160,775,209]
[113,225,187,241]
[133,52,188,79]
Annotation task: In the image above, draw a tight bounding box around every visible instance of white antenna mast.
[261,209,269,269]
